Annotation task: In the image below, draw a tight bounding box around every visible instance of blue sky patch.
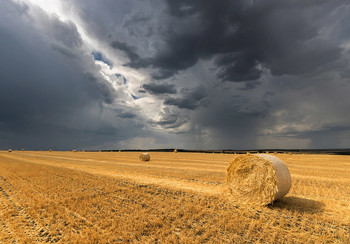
[92,51,113,67]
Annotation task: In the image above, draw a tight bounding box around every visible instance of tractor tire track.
[0,176,53,243]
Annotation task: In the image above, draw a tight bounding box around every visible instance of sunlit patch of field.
[0,151,349,243]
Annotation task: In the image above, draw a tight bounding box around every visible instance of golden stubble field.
[0,151,349,243]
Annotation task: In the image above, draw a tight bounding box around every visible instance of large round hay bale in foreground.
[226,154,291,206]
[139,153,150,162]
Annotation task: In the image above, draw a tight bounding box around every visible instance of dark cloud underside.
[111,0,343,84]
[1,0,350,150]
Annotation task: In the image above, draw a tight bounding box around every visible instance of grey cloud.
[3,0,350,150]
[111,40,150,68]
[51,43,78,58]
[111,41,139,63]
[238,80,262,90]
[127,0,345,82]
[189,93,272,149]
[0,0,141,150]
[49,20,83,49]
[164,86,207,110]
[85,73,117,104]
[156,113,188,129]
[118,112,137,119]
[62,0,350,83]
[33,8,83,50]
[142,83,177,95]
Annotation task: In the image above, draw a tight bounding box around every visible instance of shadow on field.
[269,196,325,214]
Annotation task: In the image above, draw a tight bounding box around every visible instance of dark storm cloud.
[110,40,145,67]
[161,0,345,81]
[45,18,83,49]
[191,95,271,149]
[2,0,350,150]
[117,112,137,119]
[106,0,345,83]
[155,113,188,129]
[0,0,141,150]
[65,0,350,149]
[85,73,116,104]
[164,86,207,110]
[142,83,177,95]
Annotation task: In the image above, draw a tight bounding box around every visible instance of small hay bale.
[246,152,251,155]
[139,153,150,162]
[73,150,77,152]
[226,154,291,206]
[174,149,178,153]
[8,149,12,152]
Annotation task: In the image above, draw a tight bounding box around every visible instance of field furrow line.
[0,177,52,243]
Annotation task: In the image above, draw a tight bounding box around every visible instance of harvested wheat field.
[0,151,349,243]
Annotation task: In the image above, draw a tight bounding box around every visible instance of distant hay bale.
[22,149,24,151]
[174,149,178,153]
[273,152,278,155]
[288,152,292,155]
[8,149,12,152]
[139,153,150,162]
[226,154,291,206]
[246,152,251,155]
[73,150,77,152]
[49,149,52,152]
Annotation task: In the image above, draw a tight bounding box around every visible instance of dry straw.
[226,154,291,206]
[139,153,150,162]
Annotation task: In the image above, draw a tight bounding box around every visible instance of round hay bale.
[139,153,150,162]
[174,149,178,153]
[73,150,77,152]
[226,154,291,206]
[8,149,12,152]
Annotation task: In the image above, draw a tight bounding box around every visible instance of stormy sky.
[1,0,350,150]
